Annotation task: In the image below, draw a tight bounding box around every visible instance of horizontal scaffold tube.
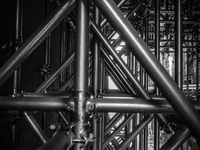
[0,96,72,111]
[89,98,200,113]
[1,96,200,113]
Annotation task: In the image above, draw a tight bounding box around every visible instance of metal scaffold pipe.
[0,96,70,111]
[175,0,183,88]
[100,0,128,28]
[92,5,101,150]
[91,97,200,113]
[74,1,90,92]
[92,6,100,97]
[72,0,90,149]
[23,112,48,144]
[1,96,200,113]
[92,0,200,141]
[154,0,161,147]
[37,131,72,150]
[13,0,23,94]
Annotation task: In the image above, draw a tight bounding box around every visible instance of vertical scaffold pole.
[12,0,23,145]
[13,0,23,95]
[175,0,183,89]
[92,5,101,150]
[154,0,160,149]
[72,0,90,149]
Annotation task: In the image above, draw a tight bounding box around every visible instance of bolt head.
[87,104,94,111]
[66,104,72,110]
[49,124,56,130]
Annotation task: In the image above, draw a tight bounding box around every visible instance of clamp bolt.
[66,104,72,111]
[66,101,74,111]
[87,104,94,112]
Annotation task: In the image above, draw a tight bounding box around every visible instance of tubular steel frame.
[0,0,200,149]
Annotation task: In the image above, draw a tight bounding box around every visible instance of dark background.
[0,0,66,149]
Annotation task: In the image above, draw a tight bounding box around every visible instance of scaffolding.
[0,0,200,149]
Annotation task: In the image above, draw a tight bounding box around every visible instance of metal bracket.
[38,64,52,76]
